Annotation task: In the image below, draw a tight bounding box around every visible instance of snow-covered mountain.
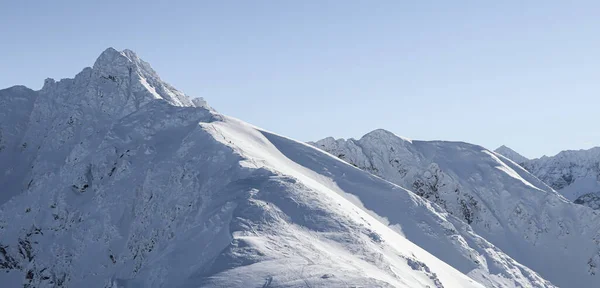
[494,146,600,210]
[522,148,600,203]
[0,48,556,287]
[494,145,529,164]
[312,131,600,288]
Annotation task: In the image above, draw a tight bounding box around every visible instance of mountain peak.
[93,47,153,78]
[494,145,528,164]
[361,128,412,143]
[94,47,126,66]
[91,47,205,108]
[98,46,120,56]
[95,47,140,61]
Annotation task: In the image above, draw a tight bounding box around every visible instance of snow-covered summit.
[43,47,208,110]
[362,129,413,144]
[494,145,529,164]
[0,48,555,287]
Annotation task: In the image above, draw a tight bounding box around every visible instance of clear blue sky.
[1,1,598,158]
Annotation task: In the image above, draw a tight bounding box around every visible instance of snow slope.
[312,130,600,288]
[0,48,540,287]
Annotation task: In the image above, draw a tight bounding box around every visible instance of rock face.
[312,131,600,288]
[0,48,554,287]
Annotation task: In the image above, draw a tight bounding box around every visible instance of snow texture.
[0,48,513,287]
[313,131,600,288]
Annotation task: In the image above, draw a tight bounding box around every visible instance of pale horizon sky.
[1,1,599,158]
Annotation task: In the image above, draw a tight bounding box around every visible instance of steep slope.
[494,145,529,164]
[312,130,600,288]
[0,48,208,205]
[226,122,553,288]
[0,48,520,287]
[522,148,600,208]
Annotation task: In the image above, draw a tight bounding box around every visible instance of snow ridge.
[0,48,535,287]
[313,130,600,288]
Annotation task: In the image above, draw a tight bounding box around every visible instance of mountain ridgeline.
[0,48,596,287]
[311,132,600,287]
